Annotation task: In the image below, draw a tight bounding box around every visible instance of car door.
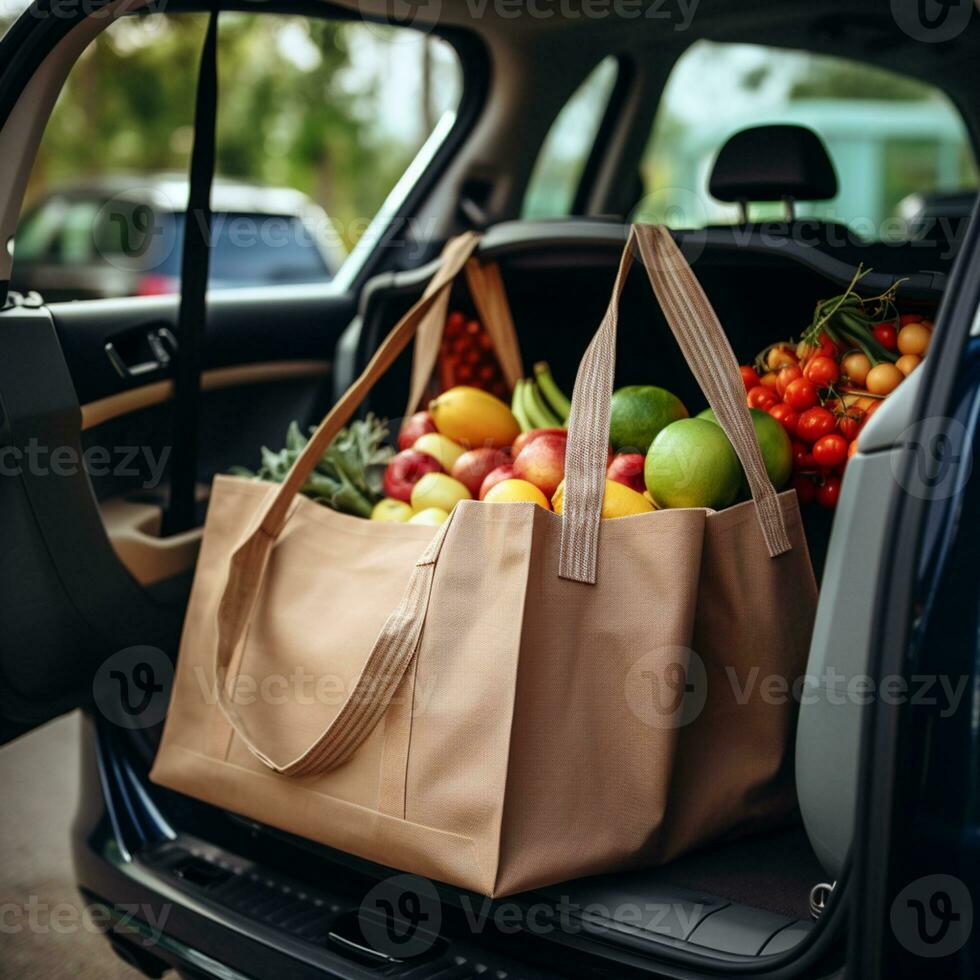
[0,3,475,743]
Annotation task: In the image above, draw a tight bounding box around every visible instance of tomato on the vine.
[803,355,840,388]
[783,378,819,411]
[836,409,864,441]
[811,433,849,468]
[740,365,760,392]
[873,322,898,351]
[792,475,816,504]
[899,313,922,327]
[747,385,779,411]
[792,441,816,470]
[768,402,799,436]
[796,406,837,443]
[775,364,803,398]
[816,475,842,509]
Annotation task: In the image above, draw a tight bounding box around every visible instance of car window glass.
[9,12,462,301]
[522,57,618,219]
[635,41,978,240]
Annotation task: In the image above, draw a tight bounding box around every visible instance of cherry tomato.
[897,323,931,357]
[837,409,864,441]
[899,313,923,326]
[848,439,860,460]
[804,355,840,388]
[759,371,779,389]
[797,406,837,443]
[841,351,872,387]
[775,364,803,398]
[816,475,842,509]
[792,474,816,504]
[866,363,904,396]
[792,441,816,470]
[873,322,898,351]
[783,377,819,411]
[740,365,760,392]
[896,354,922,376]
[747,385,779,411]
[812,433,849,467]
[768,402,799,436]
[766,345,797,371]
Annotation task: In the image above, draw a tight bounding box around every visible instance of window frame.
[0,0,491,305]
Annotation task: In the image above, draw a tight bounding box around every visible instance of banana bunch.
[511,362,572,433]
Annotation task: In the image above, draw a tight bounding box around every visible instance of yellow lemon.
[371,498,414,523]
[408,507,449,526]
[410,472,471,513]
[484,479,550,509]
[429,386,520,449]
[413,432,467,470]
[552,479,654,519]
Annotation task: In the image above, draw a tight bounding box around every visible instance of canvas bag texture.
[151,225,817,898]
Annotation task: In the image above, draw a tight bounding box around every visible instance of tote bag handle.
[559,224,792,585]
[213,233,482,776]
[405,257,524,415]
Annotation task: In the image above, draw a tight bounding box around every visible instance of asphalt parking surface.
[0,712,142,979]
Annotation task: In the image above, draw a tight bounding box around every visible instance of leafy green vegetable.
[233,414,394,518]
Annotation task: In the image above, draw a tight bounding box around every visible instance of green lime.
[697,407,792,490]
[645,418,741,509]
[609,386,688,454]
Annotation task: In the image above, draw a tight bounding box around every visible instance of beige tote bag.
[152,225,816,898]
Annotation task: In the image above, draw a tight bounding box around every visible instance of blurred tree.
[25,13,438,250]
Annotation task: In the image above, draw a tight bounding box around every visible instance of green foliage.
[26,13,430,250]
[232,415,394,518]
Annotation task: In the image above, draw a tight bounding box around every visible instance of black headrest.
[709,125,838,203]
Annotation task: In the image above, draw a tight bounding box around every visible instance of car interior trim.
[79,359,331,430]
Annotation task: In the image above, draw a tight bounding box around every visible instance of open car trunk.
[76,220,949,978]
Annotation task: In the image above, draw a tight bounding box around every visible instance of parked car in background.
[8,175,345,301]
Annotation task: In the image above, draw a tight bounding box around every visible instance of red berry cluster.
[439,311,509,399]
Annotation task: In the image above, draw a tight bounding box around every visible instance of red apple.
[607,453,646,494]
[478,463,517,501]
[513,434,567,499]
[512,427,566,456]
[383,450,442,502]
[451,448,511,498]
[398,411,436,452]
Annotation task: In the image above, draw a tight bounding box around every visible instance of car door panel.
[0,285,357,741]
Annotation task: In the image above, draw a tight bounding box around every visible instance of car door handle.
[105,327,177,379]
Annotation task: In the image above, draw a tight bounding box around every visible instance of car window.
[635,41,978,240]
[521,57,618,219]
[9,12,462,300]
